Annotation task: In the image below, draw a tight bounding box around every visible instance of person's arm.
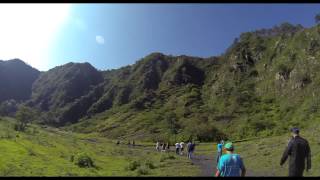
[306,141,311,171]
[280,140,293,166]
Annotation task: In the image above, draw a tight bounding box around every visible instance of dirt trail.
[191,151,257,177]
[191,154,215,176]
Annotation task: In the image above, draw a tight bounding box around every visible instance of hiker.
[187,141,195,159]
[175,142,181,155]
[166,142,170,152]
[217,140,224,164]
[161,142,166,152]
[180,141,185,155]
[132,140,135,146]
[215,142,246,177]
[156,141,160,151]
[280,127,311,177]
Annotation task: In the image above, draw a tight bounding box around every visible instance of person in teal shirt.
[215,142,246,177]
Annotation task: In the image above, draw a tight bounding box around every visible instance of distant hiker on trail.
[215,142,246,177]
[187,141,195,159]
[132,140,135,146]
[166,142,170,151]
[156,141,160,151]
[280,127,311,177]
[175,142,181,155]
[180,142,185,155]
[161,143,166,152]
[187,141,192,157]
[216,140,224,164]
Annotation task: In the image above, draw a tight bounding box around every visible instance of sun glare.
[0,4,71,70]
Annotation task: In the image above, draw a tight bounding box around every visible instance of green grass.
[2,113,320,177]
[0,117,199,176]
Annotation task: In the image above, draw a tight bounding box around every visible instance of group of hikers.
[215,127,311,177]
[117,127,311,177]
[155,141,196,159]
[155,141,170,152]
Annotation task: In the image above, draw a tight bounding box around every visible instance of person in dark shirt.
[280,127,311,177]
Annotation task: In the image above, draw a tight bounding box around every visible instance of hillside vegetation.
[1,22,320,143]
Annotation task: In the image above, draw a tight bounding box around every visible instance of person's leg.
[217,153,221,164]
[288,167,304,177]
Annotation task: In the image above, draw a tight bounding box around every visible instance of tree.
[315,13,320,24]
[15,105,35,131]
[0,100,18,117]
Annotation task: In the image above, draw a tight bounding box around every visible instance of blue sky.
[1,4,320,71]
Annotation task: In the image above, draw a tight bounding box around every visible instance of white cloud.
[95,35,105,45]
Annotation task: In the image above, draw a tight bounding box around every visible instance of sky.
[1,3,320,71]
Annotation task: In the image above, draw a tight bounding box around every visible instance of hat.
[224,142,234,150]
[291,127,300,134]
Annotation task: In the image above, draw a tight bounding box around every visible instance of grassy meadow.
[0,117,199,176]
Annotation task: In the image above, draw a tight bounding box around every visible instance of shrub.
[128,160,141,171]
[27,148,36,156]
[136,166,149,175]
[168,154,175,159]
[145,160,156,169]
[160,154,175,162]
[159,155,167,162]
[73,152,95,168]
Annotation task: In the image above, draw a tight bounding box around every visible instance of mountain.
[68,22,320,142]
[1,22,320,142]
[28,62,104,126]
[0,59,40,102]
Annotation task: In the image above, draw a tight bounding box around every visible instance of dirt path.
[191,152,257,177]
[191,154,215,176]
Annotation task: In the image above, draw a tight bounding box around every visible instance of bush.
[136,166,149,175]
[27,148,36,156]
[160,154,175,162]
[73,152,95,168]
[159,155,167,162]
[145,160,156,169]
[128,160,141,171]
[168,154,175,160]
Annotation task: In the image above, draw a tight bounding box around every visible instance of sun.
[0,4,71,70]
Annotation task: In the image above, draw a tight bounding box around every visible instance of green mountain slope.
[2,22,320,143]
[69,23,320,142]
[28,62,104,126]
